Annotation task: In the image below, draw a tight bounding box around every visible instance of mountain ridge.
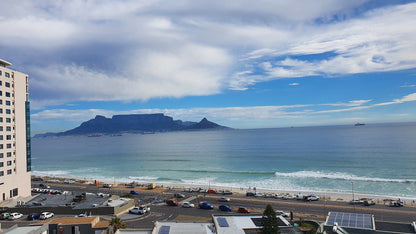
[34,113,230,137]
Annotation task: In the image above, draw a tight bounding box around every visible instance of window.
[0,135,2,140]
[0,144,3,149]
[0,153,2,158]
[7,169,11,175]
[7,152,11,157]
[0,100,2,105]
[0,118,2,122]
[5,72,10,78]
[0,91,2,96]
[0,126,2,131]
[5,109,10,114]
[6,127,11,131]
[0,71,2,76]
[6,144,11,149]
[0,109,2,113]
[5,101,10,106]
[12,188,18,197]
[5,92,10,97]
[6,118,10,123]
[5,82,10,88]
[7,161,11,166]
[0,80,2,85]
[6,135,11,140]
[0,162,3,167]
[0,171,3,176]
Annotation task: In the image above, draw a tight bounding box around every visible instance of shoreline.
[32,174,416,206]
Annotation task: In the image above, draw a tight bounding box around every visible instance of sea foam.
[274,170,416,183]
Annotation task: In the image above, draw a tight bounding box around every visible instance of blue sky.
[1,0,416,133]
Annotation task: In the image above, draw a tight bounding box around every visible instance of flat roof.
[0,59,12,67]
[153,221,215,234]
[36,216,98,225]
[213,215,291,234]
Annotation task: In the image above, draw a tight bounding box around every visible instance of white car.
[8,213,23,220]
[129,206,150,215]
[182,202,195,208]
[39,212,54,220]
[218,197,230,202]
[307,195,320,201]
[275,210,289,217]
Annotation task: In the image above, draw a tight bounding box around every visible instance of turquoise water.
[31,123,416,198]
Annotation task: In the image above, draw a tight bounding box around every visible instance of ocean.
[31,123,416,198]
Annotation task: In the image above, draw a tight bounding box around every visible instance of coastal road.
[31,181,416,225]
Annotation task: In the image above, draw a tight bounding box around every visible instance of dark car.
[238,207,251,213]
[0,213,10,220]
[166,200,178,206]
[39,184,50,189]
[27,213,41,220]
[199,202,214,209]
[219,205,232,212]
[130,190,139,195]
[246,192,255,196]
[32,177,44,181]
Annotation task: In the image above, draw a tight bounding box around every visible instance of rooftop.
[0,59,12,67]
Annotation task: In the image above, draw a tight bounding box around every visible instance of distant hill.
[34,113,230,137]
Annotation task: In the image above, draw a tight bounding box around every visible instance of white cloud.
[1,1,415,106]
[289,83,299,86]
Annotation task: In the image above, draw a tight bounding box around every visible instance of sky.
[1,0,416,133]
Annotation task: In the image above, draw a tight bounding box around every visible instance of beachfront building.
[0,59,31,202]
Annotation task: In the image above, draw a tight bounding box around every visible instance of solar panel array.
[159,225,170,234]
[326,212,373,229]
[217,217,229,227]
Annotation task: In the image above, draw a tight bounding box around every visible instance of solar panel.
[326,212,373,229]
[159,225,170,234]
[217,217,229,227]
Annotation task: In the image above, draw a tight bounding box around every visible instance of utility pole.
[352,181,356,213]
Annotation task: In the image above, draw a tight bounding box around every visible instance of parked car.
[254,193,264,197]
[103,183,112,188]
[0,213,10,220]
[219,205,232,212]
[39,184,50,189]
[166,200,178,206]
[207,189,216,194]
[182,202,195,208]
[364,200,375,206]
[27,213,41,220]
[238,207,251,213]
[32,177,44,181]
[199,202,214,209]
[8,213,23,220]
[174,193,185,198]
[218,197,230,202]
[129,206,150,215]
[223,190,233,195]
[130,190,139,195]
[389,200,403,207]
[39,212,54,220]
[64,179,75,184]
[275,210,289,217]
[246,192,255,196]
[304,195,319,201]
[349,199,364,205]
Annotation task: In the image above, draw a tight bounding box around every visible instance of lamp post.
[352,182,355,212]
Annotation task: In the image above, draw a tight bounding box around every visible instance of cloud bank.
[1,1,415,108]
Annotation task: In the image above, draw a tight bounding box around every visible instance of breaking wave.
[275,171,416,183]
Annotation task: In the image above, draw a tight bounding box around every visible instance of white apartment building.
[0,59,31,201]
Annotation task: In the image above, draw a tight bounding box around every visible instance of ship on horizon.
[354,123,365,126]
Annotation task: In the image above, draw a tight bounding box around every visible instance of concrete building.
[0,59,31,202]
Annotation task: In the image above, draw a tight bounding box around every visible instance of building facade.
[0,59,31,201]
